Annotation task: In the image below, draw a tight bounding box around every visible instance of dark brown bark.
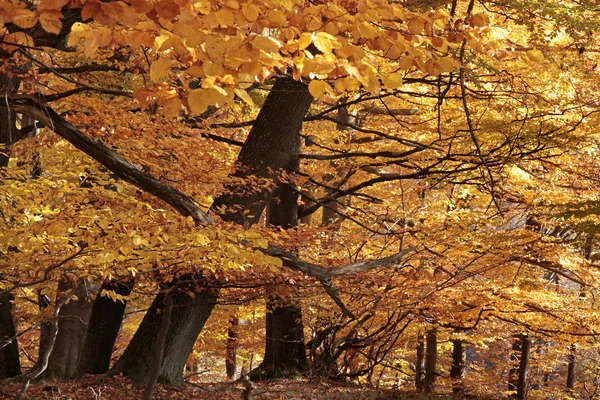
[450,339,466,395]
[423,330,437,394]
[251,179,307,380]
[516,335,531,400]
[143,296,173,400]
[320,100,353,229]
[42,281,96,379]
[210,77,313,225]
[251,296,306,380]
[0,70,23,378]
[75,279,133,376]
[112,276,218,385]
[0,293,20,379]
[508,338,521,393]
[415,335,425,392]
[509,334,531,400]
[566,344,576,390]
[226,316,239,380]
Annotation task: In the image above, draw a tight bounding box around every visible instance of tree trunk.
[516,335,531,400]
[415,335,425,392]
[508,337,520,393]
[320,100,353,230]
[143,295,173,400]
[450,339,466,395]
[114,76,312,385]
[0,293,21,379]
[0,70,22,379]
[253,296,306,380]
[42,281,96,379]
[211,77,313,226]
[251,180,307,380]
[75,279,133,376]
[566,344,575,390]
[509,335,531,399]
[423,330,437,394]
[113,276,218,385]
[226,316,239,380]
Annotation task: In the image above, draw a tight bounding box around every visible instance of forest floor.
[0,376,489,399]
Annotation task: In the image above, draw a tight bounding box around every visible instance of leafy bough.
[3,95,415,318]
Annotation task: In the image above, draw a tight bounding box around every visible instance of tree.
[3,1,600,398]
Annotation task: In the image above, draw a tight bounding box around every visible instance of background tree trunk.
[226,316,239,380]
[415,335,425,391]
[566,344,576,390]
[75,279,133,376]
[516,335,531,400]
[0,293,21,379]
[423,330,437,394]
[450,339,466,395]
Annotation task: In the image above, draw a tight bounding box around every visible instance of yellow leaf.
[278,0,294,11]
[188,89,208,114]
[313,32,339,54]
[397,55,414,70]
[241,4,259,21]
[215,9,234,27]
[187,65,204,78]
[308,80,332,99]
[252,36,280,53]
[437,57,455,73]
[381,73,403,90]
[132,235,143,246]
[526,49,544,62]
[297,32,312,50]
[150,58,171,83]
[39,11,63,35]
[194,0,211,14]
[234,88,256,107]
[408,18,424,35]
[357,21,377,39]
[267,9,287,27]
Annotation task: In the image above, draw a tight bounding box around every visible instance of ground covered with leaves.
[0,376,486,399]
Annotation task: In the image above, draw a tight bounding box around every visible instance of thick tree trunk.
[113,276,218,385]
[211,77,313,225]
[566,344,575,390]
[251,296,306,380]
[42,281,96,379]
[415,335,425,392]
[114,76,312,385]
[252,180,307,380]
[423,330,437,394]
[450,339,466,395]
[75,279,133,376]
[143,296,173,400]
[0,293,21,379]
[226,316,239,380]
